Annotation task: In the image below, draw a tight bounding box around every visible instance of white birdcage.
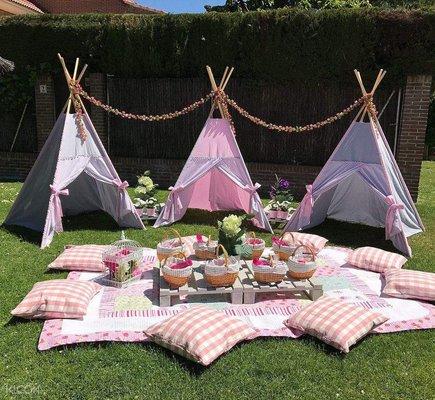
[101,231,143,287]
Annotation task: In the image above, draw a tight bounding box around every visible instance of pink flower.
[170,259,193,270]
[252,258,270,267]
[247,238,263,245]
[272,236,287,246]
[196,234,205,243]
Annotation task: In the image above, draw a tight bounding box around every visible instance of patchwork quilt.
[38,246,435,350]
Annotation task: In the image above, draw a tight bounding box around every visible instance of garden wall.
[0,10,433,200]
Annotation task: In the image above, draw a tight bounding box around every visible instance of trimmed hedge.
[0,8,434,84]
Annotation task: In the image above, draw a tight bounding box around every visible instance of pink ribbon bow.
[300,184,314,222]
[50,185,69,233]
[113,180,129,220]
[385,195,404,239]
[162,185,185,220]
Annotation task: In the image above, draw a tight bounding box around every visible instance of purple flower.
[279,179,290,190]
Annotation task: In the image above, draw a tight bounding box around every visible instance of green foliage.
[204,0,433,12]
[0,9,433,85]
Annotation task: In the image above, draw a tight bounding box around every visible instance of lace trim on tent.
[57,155,104,161]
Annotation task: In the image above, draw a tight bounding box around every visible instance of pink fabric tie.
[114,180,129,220]
[163,186,184,219]
[300,184,314,221]
[385,195,404,239]
[50,185,69,233]
[244,183,261,213]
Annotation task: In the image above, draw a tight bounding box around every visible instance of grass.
[0,162,434,400]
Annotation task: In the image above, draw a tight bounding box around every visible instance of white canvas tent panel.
[5,112,144,248]
[284,119,424,256]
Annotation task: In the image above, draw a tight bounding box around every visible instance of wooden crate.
[240,261,323,304]
[157,260,243,307]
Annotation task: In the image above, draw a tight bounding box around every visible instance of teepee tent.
[155,66,272,232]
[284,70,424,256]
[5,55,144,248]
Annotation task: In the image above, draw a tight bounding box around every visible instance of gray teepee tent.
[4,56,144,248]
[284,70,424,256]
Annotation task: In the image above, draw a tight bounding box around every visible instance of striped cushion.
[383,269,435,302]
[283,232,328,254]
[283,296,388,353]
[48,245,110,272]
[11,279,101,320]
[145,306,256,365]
[347,247,407,273]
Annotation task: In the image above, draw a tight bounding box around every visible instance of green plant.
[133,171,158,208]
[217,214,249,255]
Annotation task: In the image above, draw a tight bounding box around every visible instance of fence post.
[35,74,55,151]
[396,75,432,201]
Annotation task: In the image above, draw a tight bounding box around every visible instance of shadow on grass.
[303,219,398,252]
[2,211,121,246]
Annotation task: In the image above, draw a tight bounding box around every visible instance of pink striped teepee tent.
[155,66,272,232]
[284,70,424,256]
[5,56,144,248]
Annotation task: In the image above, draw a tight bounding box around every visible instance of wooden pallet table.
[157,264,243,307]
[240,261,323,304]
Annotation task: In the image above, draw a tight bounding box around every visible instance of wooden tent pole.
[76,64,88,85]
[66,58,80,114]
[206,65,225,118]
[221,67,234,91]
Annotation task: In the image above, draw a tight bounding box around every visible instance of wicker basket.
[252,254,288,284]
[161,253,193,288]
[272,232,297,261]
[193,235,218,260]
[204,245,240,287]
[243,231,265,259]
[287,244,317,280]
[156,228,185,262]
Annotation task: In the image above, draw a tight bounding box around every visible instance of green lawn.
[0,162,434,400]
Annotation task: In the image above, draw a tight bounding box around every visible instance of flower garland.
[74,83,214,122]
[71,81,377,135]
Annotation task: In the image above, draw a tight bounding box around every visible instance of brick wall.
[0,152,37,180]
[396,75,432,201]
[35,75,55,151]
[31,0,163,14]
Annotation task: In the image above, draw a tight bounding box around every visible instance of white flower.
[221,214,242,237]
[138,176,154,192]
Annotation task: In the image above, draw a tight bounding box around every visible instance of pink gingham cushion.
[283,296,388,353]
[11,279,102,320]
[347,247,407,273]
[383,269,435,302]
[145,306,256,365]
[283,232,328,254]
[47,245,110,272]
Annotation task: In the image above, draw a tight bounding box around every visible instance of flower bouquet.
[161,254,193,288]
[267,175,294,220]
[133,171,159,216]
[217,214,248,256]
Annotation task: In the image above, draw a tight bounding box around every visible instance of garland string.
[72,82,377,137]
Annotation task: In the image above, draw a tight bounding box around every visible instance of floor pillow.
[47,245,110,272]
[11,279,102,320]
[145,306,256,365]
[383,269,435,302]
[347,246,407,273]
[283,232,328,254]
[283,296,388,353]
